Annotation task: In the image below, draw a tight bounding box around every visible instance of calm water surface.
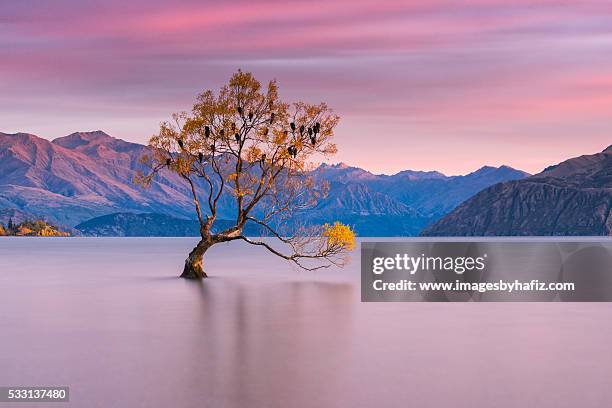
[1,238,611,407]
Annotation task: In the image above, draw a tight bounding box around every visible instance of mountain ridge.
[422,145,612,236]
[0,130,530,235]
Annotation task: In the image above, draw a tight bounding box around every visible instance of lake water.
[1,238,612,407]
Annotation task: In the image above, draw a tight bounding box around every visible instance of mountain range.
[422,145,612,236]
[0,130,530,236]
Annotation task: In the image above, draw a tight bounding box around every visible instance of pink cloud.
[1,0,612,174]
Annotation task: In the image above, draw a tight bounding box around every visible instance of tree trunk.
[180,240,212,279]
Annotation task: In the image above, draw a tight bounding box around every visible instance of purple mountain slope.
[0,131,201,225]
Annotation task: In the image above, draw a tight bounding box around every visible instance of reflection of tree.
[186,279,355,407]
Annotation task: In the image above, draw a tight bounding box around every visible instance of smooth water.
[1,238,611,407]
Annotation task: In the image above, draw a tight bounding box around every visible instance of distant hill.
[422,145,612,236]
[75,213,199,236]
[0,208,78,235]
[75,213,265,237]
[0,219,70,237]
[0,130,529,236]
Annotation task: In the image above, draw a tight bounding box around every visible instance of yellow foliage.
[323,222,355,250]
[16,226,33,236]
[0,225,5,236]
[5,221,70,237]
[245,146,263,162]
[174,156,192,175]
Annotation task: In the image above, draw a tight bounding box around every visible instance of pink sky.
[1,0,611,175]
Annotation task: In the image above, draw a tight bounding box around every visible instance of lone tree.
[137,70,355,279]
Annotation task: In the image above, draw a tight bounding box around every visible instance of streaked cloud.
[1,0,611,174]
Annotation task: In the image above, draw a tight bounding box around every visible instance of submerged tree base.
[180,262,208,279]
[180,241,211,279]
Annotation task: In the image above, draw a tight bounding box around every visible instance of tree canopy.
[137,70,354,278]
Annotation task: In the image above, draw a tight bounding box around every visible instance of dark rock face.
[422,145,612,236]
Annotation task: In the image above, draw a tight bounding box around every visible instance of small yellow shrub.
[323,222,355,250]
